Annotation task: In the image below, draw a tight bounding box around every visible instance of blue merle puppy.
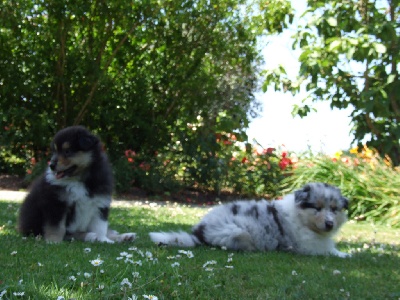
[150,183,350,257]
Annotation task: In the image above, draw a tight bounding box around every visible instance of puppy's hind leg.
[209,225,257,251]
[107,229,136,242]
[43,215,67,243]
[228,231,257,251]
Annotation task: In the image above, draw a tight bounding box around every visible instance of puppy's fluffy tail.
[149,231,200,247]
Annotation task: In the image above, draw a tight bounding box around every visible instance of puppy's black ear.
[79,134,98,150]
[341,196,349,210]
[294,184,311,204]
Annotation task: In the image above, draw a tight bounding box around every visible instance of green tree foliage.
[0,0,294,177]
[264,0,400,165]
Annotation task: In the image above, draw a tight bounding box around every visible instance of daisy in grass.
[333,270,341,276]
[97,284,105,291]
[90,258,104,267]
[178,250,194,258]
[133,260,142,266]
[143,295,158,300]
[145,251,154,260]
[13,292,25,297]
[171,262,180,268]
[203,260,217,268]
[120,278,132,289]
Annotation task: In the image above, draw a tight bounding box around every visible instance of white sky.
[246,0,355,155]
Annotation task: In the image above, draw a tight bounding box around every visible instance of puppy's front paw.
[85,232,114,244]
[97,236,115,244]
[44,234,64,243]
[114,233,137,243]
[332,249,352,258]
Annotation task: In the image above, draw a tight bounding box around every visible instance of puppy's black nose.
[49,159,57,171]
[325,221,334,230]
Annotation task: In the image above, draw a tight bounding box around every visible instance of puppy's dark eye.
[315,207,322,212]
[64,149,72,156]
[331,207,338,213]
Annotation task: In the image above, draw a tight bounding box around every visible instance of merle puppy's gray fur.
[150,182,350,257]
[18,126,135,243]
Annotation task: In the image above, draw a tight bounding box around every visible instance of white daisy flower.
[120,278,132,288]
[143,295,158,300]
[171,262,180,268]
[90,258,104,267]
[203,260,217,268]
[333,270,341,275]
[12,292,25,297]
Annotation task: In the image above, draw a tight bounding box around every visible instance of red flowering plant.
[114,148,182,193]
[225,143,296,199]
[112,110,297,200]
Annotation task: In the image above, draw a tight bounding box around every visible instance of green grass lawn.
[0,199,399,300]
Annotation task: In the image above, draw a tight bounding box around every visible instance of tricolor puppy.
[18,126,136,243]
[150,183,350,257]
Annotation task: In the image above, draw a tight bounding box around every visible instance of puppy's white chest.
[63,181,90,205]
[68,199,99,232]
[63,182,111,232]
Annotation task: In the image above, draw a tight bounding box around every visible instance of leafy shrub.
[114,136,295,199]
[113,156,136,194]
[0,149,27,176]
[281,147,400,227]
[114,150,183,194]
[24,158,48,183]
